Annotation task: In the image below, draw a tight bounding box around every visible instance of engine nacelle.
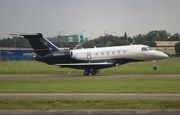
[70,50,87,60]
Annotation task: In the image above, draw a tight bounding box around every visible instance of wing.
[55,62,113,66]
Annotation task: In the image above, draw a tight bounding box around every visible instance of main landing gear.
[152,60,157,70]
[84,69,99,76]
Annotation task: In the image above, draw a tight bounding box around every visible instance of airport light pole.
[111,32,117,36]
[59,31,63,37]
[9,34,18,48]
[104,30,108,36]
[14,37,16,48]
[81,30,86,35]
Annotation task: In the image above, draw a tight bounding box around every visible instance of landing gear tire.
[91,71,97,75]
[152,60,157,71]
[152,66,157,70]
[84,70,90,76]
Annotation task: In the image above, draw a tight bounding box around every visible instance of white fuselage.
[70,45,168,62]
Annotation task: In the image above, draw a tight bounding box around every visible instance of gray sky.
[0,0,180,39]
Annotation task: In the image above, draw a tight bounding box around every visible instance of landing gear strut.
[152,60,157,70]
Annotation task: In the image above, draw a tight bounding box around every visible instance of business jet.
[17,32,168,76]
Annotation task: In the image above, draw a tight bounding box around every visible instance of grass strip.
[0,98,180,110]
[0,78,180,93]
[0,57,180,75]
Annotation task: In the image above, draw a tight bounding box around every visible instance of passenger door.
[87,52,91,60]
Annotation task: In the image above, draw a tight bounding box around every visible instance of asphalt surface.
[0,74,180,80]
[0,75,180,115]
[0,110,180,115]
[0,93,180,99]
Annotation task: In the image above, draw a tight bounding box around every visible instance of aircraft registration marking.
[53,53,65,56]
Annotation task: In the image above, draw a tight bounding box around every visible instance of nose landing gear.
[152,60,158,70]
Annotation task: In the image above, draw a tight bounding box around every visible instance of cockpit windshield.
[141,47,153,51]
[141,47,148,51]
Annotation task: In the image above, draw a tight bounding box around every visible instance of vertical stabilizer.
[20,33,59,56]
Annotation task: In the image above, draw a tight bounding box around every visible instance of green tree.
[168,33,180,41]
[82,41,94,48]
[106,41,112,46]
[174,42,180,54]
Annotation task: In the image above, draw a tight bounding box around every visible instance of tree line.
[82,30,180,48]
[0,30,180,52]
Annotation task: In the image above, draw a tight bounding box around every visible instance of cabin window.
[95,53,98,56]
[112,51,115,55]
[118,51,120,54]
[141,47,148,51]
[107,52,109,55]
[101,52,104,55]
[124,50,126,54]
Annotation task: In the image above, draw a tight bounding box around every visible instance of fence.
[0,50,35,61]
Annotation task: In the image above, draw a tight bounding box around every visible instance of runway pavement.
[0,93,180,99]
[0,74,180,80]
[0,110,180,115]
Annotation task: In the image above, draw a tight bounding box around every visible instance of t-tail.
[18,32,61,63]
[19,32,59,56]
